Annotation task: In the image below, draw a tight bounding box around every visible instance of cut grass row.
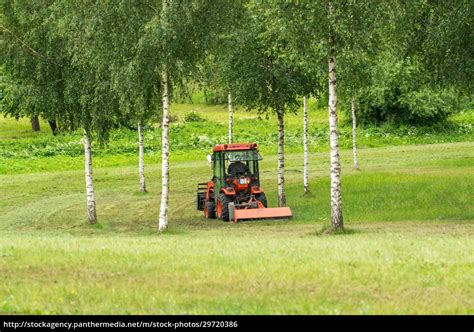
[1,142,472,234]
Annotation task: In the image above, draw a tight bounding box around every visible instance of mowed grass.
[0,140,473,314]
[1,224,472,315]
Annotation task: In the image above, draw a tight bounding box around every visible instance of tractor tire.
[256,193,268,208]
[217,193,231,221]
[205,200,216,219]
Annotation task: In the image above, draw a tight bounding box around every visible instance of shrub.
[356,86,464,126]
[349,54,469,126]
[184,111,206,123]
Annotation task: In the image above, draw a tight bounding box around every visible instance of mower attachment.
[230,204,292,223]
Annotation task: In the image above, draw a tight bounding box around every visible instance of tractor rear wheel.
[256,193,268,208]
[217,193,231,221]
[205,200,216,219]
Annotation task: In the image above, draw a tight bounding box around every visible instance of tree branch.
[0,24,48,60]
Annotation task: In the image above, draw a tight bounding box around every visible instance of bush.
[356,86,464,126]
[184,111,206,123]
[350,54,469,126]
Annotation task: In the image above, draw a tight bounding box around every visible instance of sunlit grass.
[0,116,51,139]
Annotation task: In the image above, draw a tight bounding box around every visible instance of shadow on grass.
[302,191,315,198]
[133,190,151,196]
[89,222,104,229]
[312,225,361,237]
[159,227,189,236]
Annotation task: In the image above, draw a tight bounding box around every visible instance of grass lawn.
[0,137,473,314]
[1,104,472,174]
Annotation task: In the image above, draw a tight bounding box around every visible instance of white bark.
[228,91,233,144]
[328,49,343,230]
[303,96,310,194]
[351,97,359,170]
[138,123,147,192]
[158,64,170,232]
[277,110,286,207]
[83,129,97,224]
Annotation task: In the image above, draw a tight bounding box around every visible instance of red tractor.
[196,143,292,222]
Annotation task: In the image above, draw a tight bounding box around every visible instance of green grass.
[1,104,472,174]
[1,104,473,314]
[0,116,52,140]
[1,224,472,314]
[0,137,473,314]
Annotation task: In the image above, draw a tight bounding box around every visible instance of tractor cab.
[197,143,292,223]
[212,144,263,199]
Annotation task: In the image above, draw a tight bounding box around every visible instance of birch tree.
[303,96,310,194]
[351,97,359,170]
[276,109,286,206]
[272,0,392,230]
[132,0,242,231]
[327,10,343,227]
[225,3,317,207]
[108,6,157,195]
[158,62,170,231]
[83,129,97,224]
[228,91,233,144]
[325,0,388,228]
[50,1,123,224]
[138,123,146,192]
[1,0,104,223]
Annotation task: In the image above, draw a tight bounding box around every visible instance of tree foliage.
[225,2,319,115]
[2,0,472,130]
[350,0,473,125]
[1,0,72,129]
[355,53,466,125]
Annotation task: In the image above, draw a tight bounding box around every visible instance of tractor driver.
[227,154,250,178]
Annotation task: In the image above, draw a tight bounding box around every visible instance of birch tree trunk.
[158,64,170,232]
[351,97,359,170]
[83,129,97,224]
[31,115,40,131]
[228,91,233,144]
[303,96,310,194]
[138,122,147,192]
[277,109,286,207]
[328,48,344,230]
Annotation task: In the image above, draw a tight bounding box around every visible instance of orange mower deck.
[232,206,292,223]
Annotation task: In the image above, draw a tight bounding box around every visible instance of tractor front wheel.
[256,193,268,208]
[217,193,231,221]
[205,200,216,219]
